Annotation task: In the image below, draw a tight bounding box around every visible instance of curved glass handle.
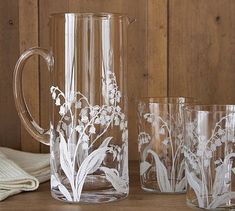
[13,47,53,145]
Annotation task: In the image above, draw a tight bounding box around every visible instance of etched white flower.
[81,115,89,123]
[89,126,96,134]
[93,105,100,110]
[81,134,89,142]
[214,159,222,165]
[116,106,121,113]
[75,101,82,109]
[52,92,56,100]
[221,135,226,143]
[186,122,194,134]
[120,121,125,130]
[114,117,120,126]
[218,128,224,136]
[110,98,115,105]
[205,150,213,159]
[59,106,66,116]
[100,116,106,125]
[120,113,125,120]
[107,106,112,113]
[50,86,55,93]
[75,125,83,133]
[55,97,61,106]
[197,139,207,156]
[49,68,129,202]
[108,84,114,90]
[122,130,128,141]
[159,127,165,135]
[210,143,216,151]
[105,115,111,121]
[89,109,97,117]
[94,117,101,124]
[162,138,169,146]
[62,122,67,131]
[215,139,222,147]
[177,134,183,140]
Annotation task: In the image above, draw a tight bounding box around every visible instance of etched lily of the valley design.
[184,106,235,210]
[13,13,131,204]
[50,70,128,203]
[137,98,187,193]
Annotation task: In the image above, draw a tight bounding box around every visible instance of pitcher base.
[51,188,128,203]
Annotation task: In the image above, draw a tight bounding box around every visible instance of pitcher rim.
[50,12,129,19]
[183,104,235,113]
[137,96,196,105]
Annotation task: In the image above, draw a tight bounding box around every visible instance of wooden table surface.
[0,162,195,211]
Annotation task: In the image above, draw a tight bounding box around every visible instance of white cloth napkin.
[0,147,50,201]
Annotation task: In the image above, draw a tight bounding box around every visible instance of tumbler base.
[141,180,185,194]
[186,198,235,210]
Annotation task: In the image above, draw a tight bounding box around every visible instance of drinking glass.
[13,13,132,203]
[184,105,235,209]
[137,97,194,193]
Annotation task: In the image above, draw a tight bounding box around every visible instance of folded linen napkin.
[0,147,50,201]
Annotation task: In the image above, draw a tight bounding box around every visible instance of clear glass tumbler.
[184,105,235,209]
[137,97,194,193]
[13,13,132,203]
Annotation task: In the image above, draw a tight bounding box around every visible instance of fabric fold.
[0,147,50,201]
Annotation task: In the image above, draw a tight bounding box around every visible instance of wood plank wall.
[0,1,21,150]
[0,0,235,160]
[169,0,235,103]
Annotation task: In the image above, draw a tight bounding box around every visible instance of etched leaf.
[142,140,152,161]
[88,137,112,174]
[175,177,186,192]
[51,175,72,201]
[74,139,111,201]
[59,132,73,183]
[148,149,172,192]
[185,165,204,208]
[176,159,185,181]
[212,164,226,198]
[140,161,151,176]
[208,192,235,209]
[58,183,73,201]
[51,175,60,188]
[100,166,128,193]
[50,69,127,202]
[212,153,235,199]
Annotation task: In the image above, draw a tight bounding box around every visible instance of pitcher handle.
[13,47,53,145]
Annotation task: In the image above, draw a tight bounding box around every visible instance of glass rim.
[138,96,196,105]
[183,104,235,113]
[50,12,129,19]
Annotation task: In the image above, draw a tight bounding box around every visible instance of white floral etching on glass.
[138,103,186,193]
[50,70,128,202]
[184,113,235,209]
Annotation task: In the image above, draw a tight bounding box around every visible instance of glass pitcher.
[13,13,132,203]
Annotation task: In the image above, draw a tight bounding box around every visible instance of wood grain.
[18,0,40,152]
[0,161,191,211]
[147,0,168,97]
[169,0,235,103]
[0,1,21,149]
[2,1,235,160]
